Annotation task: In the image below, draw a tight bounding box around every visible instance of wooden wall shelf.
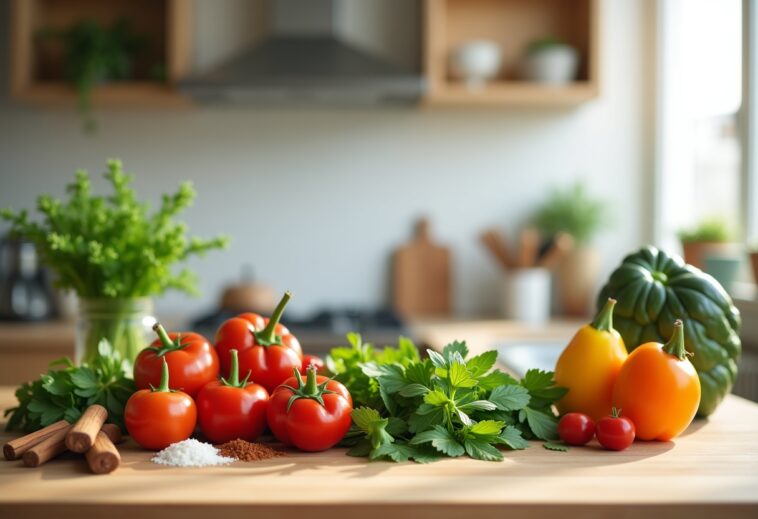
[10,0,192,108]
[423,0,600,107]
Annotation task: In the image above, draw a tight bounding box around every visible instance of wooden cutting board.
[1,386,757,519]
[392,218,452,317]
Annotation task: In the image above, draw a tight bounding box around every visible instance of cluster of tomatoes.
[124,292,354,452]
[558,409,635,451]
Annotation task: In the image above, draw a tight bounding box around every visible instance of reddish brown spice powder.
[217,439,285,461]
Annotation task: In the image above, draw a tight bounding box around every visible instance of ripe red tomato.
[596,408,636,451]
[558,413,596,446]
[300,354,325,375]
[196,349,269,443]
[125,359,197,450]
[215,292,302,393]
[267,366,353,452]
[134,323,219,398]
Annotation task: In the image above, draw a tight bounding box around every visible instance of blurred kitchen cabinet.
[423,0,600,106]
[10,0,191,107]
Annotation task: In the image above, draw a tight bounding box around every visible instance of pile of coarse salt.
[151,439,236,467]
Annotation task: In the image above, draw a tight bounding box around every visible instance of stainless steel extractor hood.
[181,0,424,105]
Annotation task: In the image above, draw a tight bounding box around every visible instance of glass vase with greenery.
[1,160,228,363]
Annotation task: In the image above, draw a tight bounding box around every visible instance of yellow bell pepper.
[554,298,628,421]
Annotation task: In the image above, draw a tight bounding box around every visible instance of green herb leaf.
[543,441,570,452]
[410,425,465,457]
[398,383,430,398]
[459,400,497,412]
[464,438,503,461]
[424,390,449,407]
[442,341,469,361]
[489,385,531,411]
[521,407,559,441]
[466,350,498,377]
[468,420,504,437]
[496,426,530,450]
[478,370,519,390]
[427,349,447,368]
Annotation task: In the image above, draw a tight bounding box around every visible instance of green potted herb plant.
[1,160,228,364]
[532,182,608,316]
[678,218,737,270]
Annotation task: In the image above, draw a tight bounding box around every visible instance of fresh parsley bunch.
[0,159,229,298]
[4,339,135,433]
[329,337,567,463]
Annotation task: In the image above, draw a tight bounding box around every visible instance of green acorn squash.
[597,246,741,417]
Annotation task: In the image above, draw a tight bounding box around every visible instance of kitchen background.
[0,0,653,317]
[0,0,754,401]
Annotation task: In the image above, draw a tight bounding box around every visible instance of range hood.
[182,0,424,105]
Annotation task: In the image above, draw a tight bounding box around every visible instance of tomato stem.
[153,322,175,349]
[155,358,170,392]
[221,349,251,388]
[663,319,689,360]
[304,364,319,396]
[591,298,617,332]
[255,291,291,345]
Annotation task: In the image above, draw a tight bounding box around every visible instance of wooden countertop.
[1,386,757,519]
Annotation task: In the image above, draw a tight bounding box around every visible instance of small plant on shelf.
[39,18,151,133]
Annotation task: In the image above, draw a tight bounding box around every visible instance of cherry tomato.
[558,413,596,446]
[595,408,636,451]
[215,292,302,393]
[267,366,353,452]
[134,323,219,398]
[196,349,269,444]
[300,354,325,375]
[125,358,197,450]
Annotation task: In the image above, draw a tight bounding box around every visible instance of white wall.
[0,0,656,319]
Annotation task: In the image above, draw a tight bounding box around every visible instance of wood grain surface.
[0,386,756,519]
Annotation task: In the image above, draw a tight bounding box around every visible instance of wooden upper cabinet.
[9,0,192,107]
[423,0,600,106]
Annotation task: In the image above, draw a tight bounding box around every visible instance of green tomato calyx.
[281,365,335,412]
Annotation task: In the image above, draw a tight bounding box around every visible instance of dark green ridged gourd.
[597,246,741,417]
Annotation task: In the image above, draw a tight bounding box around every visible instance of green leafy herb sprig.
[327,336,567,463]
[0,159,229,298]
[4,339,135,433]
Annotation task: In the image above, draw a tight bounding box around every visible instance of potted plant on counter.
[532,182,608,317]
[1,159,228,364]
[678,218,738,270]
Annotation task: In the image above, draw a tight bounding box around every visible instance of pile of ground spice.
[217,439,285,462]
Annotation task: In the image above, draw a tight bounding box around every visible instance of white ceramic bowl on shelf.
[521,44,579,85]
[449,40,502,89]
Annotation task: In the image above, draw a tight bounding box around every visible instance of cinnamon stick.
[66,404,108,453]
[3,420,70,461]
[22,424,72,467]
[100,423,124,445]
[85,428,121,474]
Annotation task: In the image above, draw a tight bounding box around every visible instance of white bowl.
[522,45,579,85]
[450,40,502,89]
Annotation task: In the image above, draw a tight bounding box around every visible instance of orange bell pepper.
[555,298,628,421]
[612,320,701,441]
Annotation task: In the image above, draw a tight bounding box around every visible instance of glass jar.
[76,297,156,364]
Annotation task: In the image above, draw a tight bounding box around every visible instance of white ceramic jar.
[450,40,503,89]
